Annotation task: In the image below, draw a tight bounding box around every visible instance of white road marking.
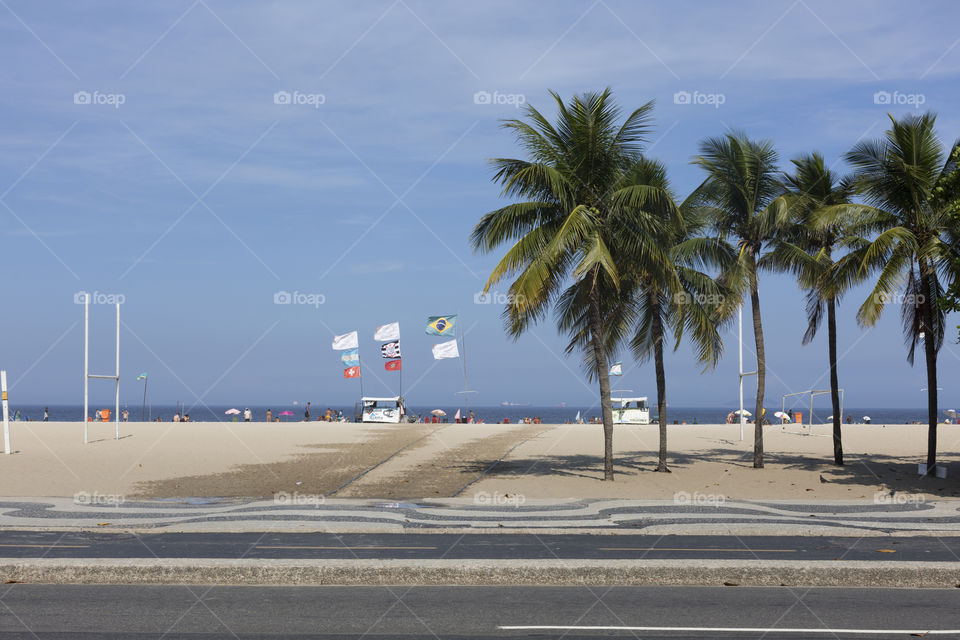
[498,626,960,635]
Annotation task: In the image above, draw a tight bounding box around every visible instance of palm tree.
[470,89,667,481]
[694,132,786,468]
[763,152,867,465]
[841,112,960,472]
[616,159,735,472]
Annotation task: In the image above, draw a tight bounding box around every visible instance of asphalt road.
[0,530,958,561]
[0,585,958,638]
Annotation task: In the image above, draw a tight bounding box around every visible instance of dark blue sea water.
[2,404,947,425]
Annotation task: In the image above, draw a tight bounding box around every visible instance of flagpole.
[358,340,365,400]
[141,376,147,421]
[458,308,469,418]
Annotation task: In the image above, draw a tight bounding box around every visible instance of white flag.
[454,409,461,421]
[432,339,459,359]
[609,362,622,376]
[332,331,358,350]
[374,322,400,342]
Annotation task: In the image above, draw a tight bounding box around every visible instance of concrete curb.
[3,559,959,588]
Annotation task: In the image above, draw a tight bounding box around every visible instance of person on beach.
[244,408,251,422]
[43,407,49,422]
[266,409,272,422]
[173,413,180,422]
[304,402,311,421]
[122,409,129,422]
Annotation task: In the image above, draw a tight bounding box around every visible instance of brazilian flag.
[425,315,457,336]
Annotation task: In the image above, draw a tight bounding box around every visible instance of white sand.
[0,420,957,499]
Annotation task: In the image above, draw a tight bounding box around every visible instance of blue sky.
[1,0,959,411]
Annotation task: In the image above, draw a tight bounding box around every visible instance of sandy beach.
[0,420,957,500]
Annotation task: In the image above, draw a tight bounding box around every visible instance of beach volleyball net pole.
[83,295,120,443]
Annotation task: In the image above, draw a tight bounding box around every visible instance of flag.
[343,366,361,379]
[385,359,401,371]
[609,362,623,376]
[432,339,459,359]
[332,331,358,350]
[454,409,461,421]
[425,315,457,336]
[374,322,400,341]
[575,410,581,422]
[380,341,401,358]
[136,372,148,381]
[341,348,359,366]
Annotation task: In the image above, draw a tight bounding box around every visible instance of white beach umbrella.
[733,409,752,416]
[944,409,958,419]
[430,409,446,417]
[774,411,789,420]
[224,408,240,415]
[862,416,872,423]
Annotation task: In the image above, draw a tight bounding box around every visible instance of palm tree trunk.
[651,294,669,472]
[588,277,615,481]
[827,298,843,465]
[919,263,938,473]
[749,258,765,469]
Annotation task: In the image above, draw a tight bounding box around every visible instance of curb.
[3,559,959,588]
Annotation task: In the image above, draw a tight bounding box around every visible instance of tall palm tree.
[763,153,867,465]
[694,132,786,468]
[841,113,960,472]
[471,89,667,481]
[557,158,735,473]
[617,159,735,472]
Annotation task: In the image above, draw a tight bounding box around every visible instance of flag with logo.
[136,372,148,381]
[609,362,623,376]
[374,322,400,341]
[343,366,361,379]
[341,348,359,366]
[425,315,457,336]
[432,339,459,359]
[385,359,401,371]
[332,331,358,350]
[380,341,401,358]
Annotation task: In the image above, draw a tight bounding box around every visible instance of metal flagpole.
[115,302,120,440]
[357,339,365,399]
[141,376,148,421]
[738,305,757,441]
[738,306,743,441]
[84,294,89,444]
[458,309,469,417]
[2,370,10,454]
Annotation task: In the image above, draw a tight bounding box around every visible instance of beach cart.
[361,397,406,424]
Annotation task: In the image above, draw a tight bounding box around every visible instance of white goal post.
[781,389,844,428]
[83,294,120,443]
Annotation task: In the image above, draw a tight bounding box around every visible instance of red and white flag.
[385,359,401,372]
[343,366,361,379]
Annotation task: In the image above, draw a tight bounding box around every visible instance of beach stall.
[611,397,650,425]
[361,396,406,423]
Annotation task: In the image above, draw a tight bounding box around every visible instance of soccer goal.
[781,389,844,429]
[82,294,120,444]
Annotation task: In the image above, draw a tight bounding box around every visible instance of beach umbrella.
[944,409,958,419]
[224,408,241,415]
[733,409,751,416]
[862,416,872,423]
[430,409,446,416]
[774,411,789,421]
[278,411,294,416]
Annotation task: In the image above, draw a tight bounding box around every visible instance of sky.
[1,0,959,411]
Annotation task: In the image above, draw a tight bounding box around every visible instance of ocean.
[2,404,948,425]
